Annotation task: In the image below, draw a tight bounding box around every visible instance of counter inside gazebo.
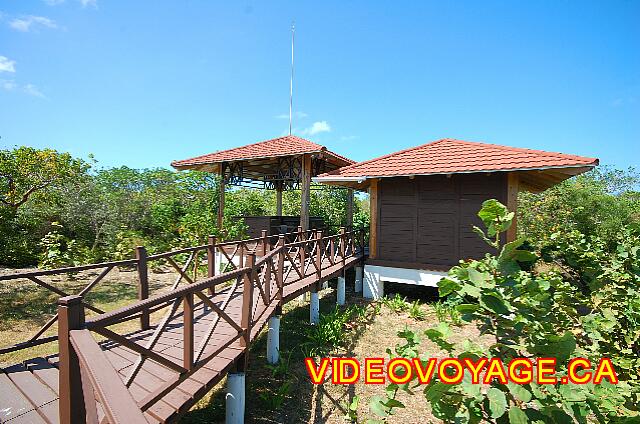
[171,135,356,236]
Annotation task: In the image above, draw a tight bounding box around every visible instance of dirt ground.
[183,280,492,424]
[0,265,179,366]
[1,267,489,423]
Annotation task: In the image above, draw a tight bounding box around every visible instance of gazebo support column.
[507,173,519,243]
[218,164,226,230]
[276,183,283,216]
[346,189,354,229]
[300,154,311,232]
[355,266,363,293]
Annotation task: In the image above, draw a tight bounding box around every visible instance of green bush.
[372,199,639,423]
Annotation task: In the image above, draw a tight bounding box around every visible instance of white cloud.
[43,0,66,5]
[0,56,16,73]
[0,80,47,99]
[10,15,58,32]
[301,121,331,136]
[340,135,359,141]
[79,0,97,7]
[276,111,308,120]
[23,83,46,98]
[1,79,17,91]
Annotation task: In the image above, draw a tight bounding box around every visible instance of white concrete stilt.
[337,276,346,306]
[310,291,320,325]
[363,267,384,300]
[226,372,245,424]
[266,316,280,364]
[355,266,363,293]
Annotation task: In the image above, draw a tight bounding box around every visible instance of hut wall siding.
[377,173,508,267]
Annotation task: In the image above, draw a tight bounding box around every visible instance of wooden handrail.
[69,329,148,424]
[85,267,248,329]
[50,228,368,423]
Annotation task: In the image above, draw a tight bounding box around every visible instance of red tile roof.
[171,135,354,168]
[315,138,598,179]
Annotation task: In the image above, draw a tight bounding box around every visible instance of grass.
[0,266,178,366]
[182,276,489,423]
[1,265,487,423]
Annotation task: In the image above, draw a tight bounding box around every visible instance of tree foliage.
[0,146,367,268]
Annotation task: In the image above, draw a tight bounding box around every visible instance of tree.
[0,146,89,211]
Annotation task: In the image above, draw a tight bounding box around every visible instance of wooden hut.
[314,138,598,298]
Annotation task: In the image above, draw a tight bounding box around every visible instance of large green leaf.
[480,293,510,315]
[507,382,532,403]
[508,408,528,424]
[369,396,389,417]
[487,387,507,418]
[425,382,451,402]
[532,332,576,361]
[438,278,461,296]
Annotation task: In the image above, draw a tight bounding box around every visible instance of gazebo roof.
[172,135,353,174]
[314,138,598,192]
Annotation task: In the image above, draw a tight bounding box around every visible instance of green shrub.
[371,199,640,423]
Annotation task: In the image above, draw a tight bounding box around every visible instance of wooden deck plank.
[24,359,59,395]
[4,364,57,408]
[1,245,363,423]
[0,373,37,422]
[3,408,48,424]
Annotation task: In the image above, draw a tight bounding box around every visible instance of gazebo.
[171,135,355,234]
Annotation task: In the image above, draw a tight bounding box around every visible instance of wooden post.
[507,173,519,243]
[135,246,150,331]
[369,178,379,259]
[300,154,311,232]
[276,182,283,216]
[340,227,346,267]
[183,292,194,371]
[330,235,336,264]
[238,243,244,268]
[265,260,271,303]
[315,230,322,278]
[58,295,86,424]
[276,236,285,308]
[218,164,226,230]
[260,229,268,257]
[239,253,256,371]
[346,188,354,229]
[207,235,216,295]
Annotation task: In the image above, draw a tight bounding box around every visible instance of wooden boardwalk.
[0,229,364,423]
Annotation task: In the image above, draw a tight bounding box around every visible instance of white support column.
[226,372,245,424]
[266,316,280,364]
[337,276,346,306]
[363,266,384,300]
[355,266,363,293]
[310,291,320,325]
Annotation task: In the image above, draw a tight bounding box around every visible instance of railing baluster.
[315,230,322,278]
[207,235,216,296]
[239,243,245,268]
[136,246,150,330]
[183,292,194,371]
[340,227,346,266]
[58,295,87,424]
[277,235,285,306]
[239,254,256,371]
[261,229,268,257]
[265,260,271,303]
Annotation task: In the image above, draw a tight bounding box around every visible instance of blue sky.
[0,0,638,170]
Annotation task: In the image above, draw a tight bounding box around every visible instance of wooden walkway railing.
[0,227,365,424]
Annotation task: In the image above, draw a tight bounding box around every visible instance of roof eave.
[315,163,598,181]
